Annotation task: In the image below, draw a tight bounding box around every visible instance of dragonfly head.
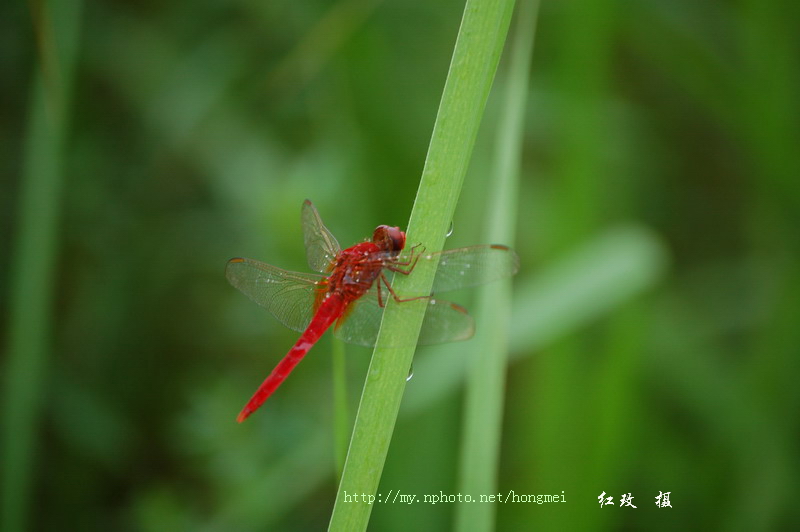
[373,225,406,254]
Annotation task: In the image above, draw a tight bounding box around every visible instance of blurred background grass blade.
[1,1,82,531]
[329,0,515,529]
[510,225,668,352]
[455,0,538,530]
[331,337,349,480]
[520,0,620,527]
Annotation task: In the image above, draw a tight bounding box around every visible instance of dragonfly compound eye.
[373,225,406,252]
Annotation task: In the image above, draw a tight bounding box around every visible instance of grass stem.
[455,0,539,530]
[328,0,515,529]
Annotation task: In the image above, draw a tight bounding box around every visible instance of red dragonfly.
[226,200,518,422]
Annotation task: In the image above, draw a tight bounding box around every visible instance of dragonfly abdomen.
[236,294,345,422]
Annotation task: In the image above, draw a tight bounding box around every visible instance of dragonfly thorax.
[325,242,385,300]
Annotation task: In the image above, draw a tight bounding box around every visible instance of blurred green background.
[2,0,799,530]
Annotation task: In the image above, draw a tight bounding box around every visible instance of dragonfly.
[226,200,519,422]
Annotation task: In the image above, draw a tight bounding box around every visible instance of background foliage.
[2,0,798,530]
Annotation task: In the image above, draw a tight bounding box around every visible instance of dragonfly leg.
[386,244,425,274]
[376,276,386,308]
[380,273,431,303]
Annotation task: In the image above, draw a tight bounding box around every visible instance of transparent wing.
[225,257,324,333]
[416,298,475,345]
[302,199,341,273]
[332,287,475,347]
[409,244,519,294]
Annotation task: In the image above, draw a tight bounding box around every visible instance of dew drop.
[445,221,454,238]
[406,364,414,382]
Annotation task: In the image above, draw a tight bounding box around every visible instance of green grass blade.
[455,0,539,530]
[328,0,516,530]
[1,1,83,531]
